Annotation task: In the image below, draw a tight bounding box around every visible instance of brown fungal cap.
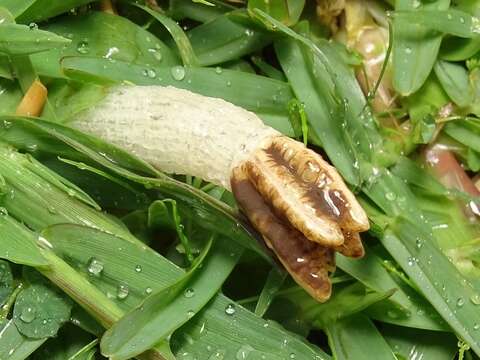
[230,135,369,302]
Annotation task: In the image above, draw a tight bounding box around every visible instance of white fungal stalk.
[71,85,369,302]
[73,86,279,190]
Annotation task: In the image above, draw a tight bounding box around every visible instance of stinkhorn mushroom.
[72,85,370,302]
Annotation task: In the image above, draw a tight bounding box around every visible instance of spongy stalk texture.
[71,86,279,189]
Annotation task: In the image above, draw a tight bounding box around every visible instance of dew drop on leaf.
[385,192,396,201]
[225,303,236,316]
[208,350,226,359]
[184,288,195,298]
[148,48,163,62]
[415,238,423,249]
[457,297,465,308]
[470,294,480,305]
[145,287,153,295]
[143,69,156,79]
[20,307,36,323]
[171,66,186,81]
[87,257,104,276]
[28,23,38,30]
[215,67,223,74]
[76,40,90,54]
[117,284,129,300]
[236,345,254,360]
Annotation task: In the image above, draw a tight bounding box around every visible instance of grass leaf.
[392,0,450,95]
[326,314,396,360]
[188,11,271,66]
[0,319,46,359]
[131,2,199,67]
[0,23,70,55]
[101,237,242,360]
[434,60,472,107]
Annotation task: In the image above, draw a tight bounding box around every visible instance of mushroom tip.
[231,135,370,301]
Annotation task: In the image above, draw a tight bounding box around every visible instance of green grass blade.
[275,34,359,184]
[440,36,480,61]
[392,0,450,96]
[0,145,136,243]
[171,294,331,359]
[169,0,234,23]
[0,319,47,360]
[60,56,294,134]
[434,60,472,107]
[326,314,396,360]
[0,23,70,55]
[187,11,271,66]
[337,249,447,331]
[382,324,458,360]
[0,214,48,266]
[6,0,96,24]
[444,118,480,153]
[384,217,480,355]
[42,224,182,310]
[101,237,242,360]
[131,2,199,67]
[254,267,287,317]
[248,0,305,27]
[31,12,178,79]
[394,9,479,38]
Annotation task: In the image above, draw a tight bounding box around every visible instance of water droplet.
[412,0,421,8]
[145,287,153,295]
[76,40,90,54]
[2,119,12,129]
[87,257,104,276]
[244,29,254,36]
[187,310,195,318]
[457,297,465,308]
[289,353,296,359]
[405,47,412,54]
[20,307,36,323]
[460,17,466,24]
[208,350,226,360]
[236,345,254,360]
[184,288,195,298]
[387,310,400,319]
[225,303,236,316]
[215,67,223,74]
[148,48,163,62]
[226,80,232,87]
[171,66,186,81]
[135,264,142,273]
[447,13,453,20]
[28,23,38,30]
[407,257,417,266]
[385,192,396,201]
[470,294,480,305]
[0,207,8,216]
[117,284,129,300]
[474,323,480,330]
[415,239,423,249]
[416,308,425,316]
[143,68,156,78]
[104,46,119,59]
